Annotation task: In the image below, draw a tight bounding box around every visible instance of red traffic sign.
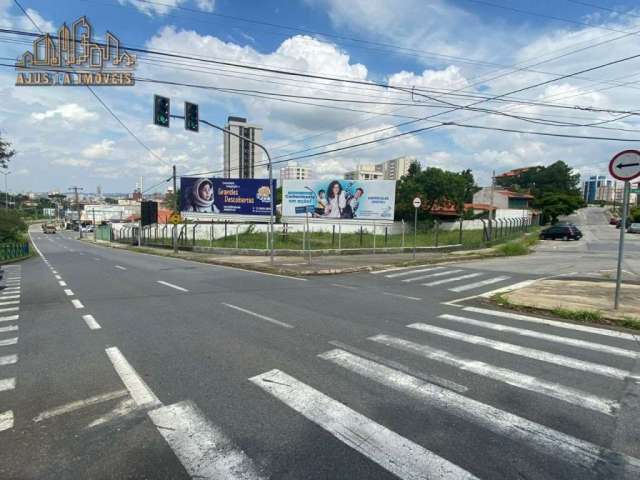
[609,150,640,181]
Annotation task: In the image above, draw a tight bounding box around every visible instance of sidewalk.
[499,278,640,329]
[85,238,499,275]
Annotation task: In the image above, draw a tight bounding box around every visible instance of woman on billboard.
[324,180,347,218]
[185,178,220,213]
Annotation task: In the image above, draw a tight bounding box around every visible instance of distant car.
[609,218,619,225]
[627,223,640,234]
[43,224,56,234]
[81,225,94,233]
[539,224,583,241]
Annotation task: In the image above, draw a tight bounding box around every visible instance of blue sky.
[2,0,640,194]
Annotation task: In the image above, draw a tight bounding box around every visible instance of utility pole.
[0,171,10,209]
[488,170,495,240]
[172,165,178,253]
[138,176,143,247]
[68,186,84,238]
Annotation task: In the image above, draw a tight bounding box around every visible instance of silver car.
[627,223,640,234]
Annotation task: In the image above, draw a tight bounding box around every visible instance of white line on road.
[0,410,13,432]
[0,315,18,323]
[148,401,267,480]
[156,280,188,292]
[0,325,18,334]
[0,307,18,314]
[0,296,19,301]
[250,369,477,480]
[407,323,630,380]
[319,349,640,476]
[105,347,160,407]
[71,299,84,309]
[94,258,100,261]
[82,314,101,330]
[0,354,17,366]
[403,269,462,283]
[64,289,74,296]
[33,389,129,423]
[423,272,482,287]
[0,377,15,392]
[54,275,61,280]
[114,265,127,270]
[2,289,20,294]
[52,270,58,274]
[382,292,422,301]
[58,281,67,287]
[439,314,639,359]
[385,267,444,278]
[371,264,434,275]
[370,334,618,416]
[478,279,539,298]
[0,300,18,306]
[463,307,639,341]
[330,283,358,290]
[449,276,511,292]
[222,303,293,329]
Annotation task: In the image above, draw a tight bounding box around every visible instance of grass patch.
[550,308,602,322]
[495,240,529,256]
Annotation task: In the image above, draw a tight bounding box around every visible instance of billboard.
[180,177,274,217]
[282,179,396,221]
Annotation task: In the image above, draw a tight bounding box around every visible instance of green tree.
[0,135,15,170]
[536,193,584,224]
[0,209,26,242]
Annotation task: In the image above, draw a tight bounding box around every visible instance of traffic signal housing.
[185,102,199,132]
[154,95,170,128]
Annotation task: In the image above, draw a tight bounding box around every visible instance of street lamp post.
[0,171,10,209]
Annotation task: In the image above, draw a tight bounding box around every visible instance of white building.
[280,163,312,182]
[223,116,263,179]
[344,156,416,181]
[344,164,385,180]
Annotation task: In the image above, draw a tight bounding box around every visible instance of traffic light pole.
[170,114,276,265]
[173,165,178,254]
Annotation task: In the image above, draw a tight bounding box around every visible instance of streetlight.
[0,170,10,209]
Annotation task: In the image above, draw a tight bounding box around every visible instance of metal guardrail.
[0,242,29,261]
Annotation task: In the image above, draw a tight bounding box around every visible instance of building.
[280,163,312,182]
[377,156,415,180]
[582,175,611,203]
[223,116,263,179]
[472,187,535,219]
[344,164,385,181]
[495,167,535,182]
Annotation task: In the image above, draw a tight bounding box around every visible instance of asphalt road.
[1,218,639,479]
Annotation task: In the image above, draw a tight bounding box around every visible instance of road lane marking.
[0,325,17,334]
[250,369,477,480]
[94,258,100,261]
[33,389,129,423]
[156,280,189,292]
[86,398,138,429]
[319,349,640,476]
[106,347,160,407]
[58,281,67,287]
[148,401,267,480]
[114,265,127,270]
[64,289,74,296]
[0,315,19,323]
[0,377,15,392]
[54,275,61,280]
[371,264,434,275]
[403,269,462,283]
[0,337,18,347]
[330,283,358,290]
[0,301,18,306]
[82,314,101,330]
[0,354,17,366]
[0,307,18,314]
[385,267,444,278]
[439,314,639,359]
[382,292,422,301]
[52,270,58,274]
[71,299,84,309]
[222,303,293,329]
[449,276,511,292]
[370,334,618,415]
[0,410,13,432]
[463,307,638,341]
[0,296,19,301]
[2,288,20,293]
[407,323,630,380]
[423,272,482,287]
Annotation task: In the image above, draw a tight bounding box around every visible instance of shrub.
[496,240,529,256]
[0,209,27,242]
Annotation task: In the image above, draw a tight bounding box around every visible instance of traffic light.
[153,95,170,128]
[185,101,199,132]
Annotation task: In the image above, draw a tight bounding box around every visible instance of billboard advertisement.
[180,177,275,216]
[282,179,396,221]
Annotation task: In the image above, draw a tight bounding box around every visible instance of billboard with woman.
[180,177,275,216]
[282,179,395,221]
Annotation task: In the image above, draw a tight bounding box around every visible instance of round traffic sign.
[413,197,422,208]
[609,150,640,181]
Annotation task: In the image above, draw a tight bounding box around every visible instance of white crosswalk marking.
[369,334,618,415]
[386,267,444,278]
[449,276,510,292]
[0,354,17,366]
[0,337,18,347]
[319,349,640,477]
[0,377,16,392]
[463,306,639,340]
[423,272,482,287]
[439,314,639,358]
[0,315,19,323]
[0,325,18,334]
[407,323,630,379]
[0,410,13,432]
[250,369,478,480]
[403,269,463,283]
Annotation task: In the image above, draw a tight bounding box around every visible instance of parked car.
[539,224,583,241]
[616,218,631,229]
[609,217,619,225]
[627,223,640,234]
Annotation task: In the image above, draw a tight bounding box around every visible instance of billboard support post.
[305,209,311,265]
[172,165,178,253]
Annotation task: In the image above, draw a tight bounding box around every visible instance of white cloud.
[195,0,215,13]
[118,0,186,16]
[51,158,93,167]
[82,140,116,159]
[0,1,54,32]
[31,104,98,122]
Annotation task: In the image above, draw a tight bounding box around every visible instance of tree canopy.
[0,135,15,170]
